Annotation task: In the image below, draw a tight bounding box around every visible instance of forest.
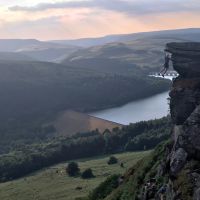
[0,117,171,182]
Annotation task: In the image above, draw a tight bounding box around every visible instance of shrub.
[66,162,80,176]
[81,168,95,179]
[107,156,118,165]
[88,174,120,200]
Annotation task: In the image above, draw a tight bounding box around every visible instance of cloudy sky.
[0,0,200,40]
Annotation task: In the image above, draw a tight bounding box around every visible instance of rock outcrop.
[166,42,200,78]
[100,43,200,200]
[166,42,200,199]
[140,43,200,200]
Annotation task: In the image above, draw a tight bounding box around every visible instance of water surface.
[90,91,170,125]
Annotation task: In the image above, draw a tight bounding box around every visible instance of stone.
[170,148,188,177]
[180,105,200,159]
[169,88,199,125]
[194,188,200,200]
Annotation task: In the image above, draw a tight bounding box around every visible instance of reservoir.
[90,91,170,125]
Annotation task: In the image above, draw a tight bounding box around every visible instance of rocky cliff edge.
[165,42,200,199]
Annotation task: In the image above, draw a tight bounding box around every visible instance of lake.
[90,91,170,125]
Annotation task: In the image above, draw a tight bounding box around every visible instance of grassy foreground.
[0,151,150,200]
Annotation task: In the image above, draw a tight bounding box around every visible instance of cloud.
[9,0,200,15]
[0,10,147,40]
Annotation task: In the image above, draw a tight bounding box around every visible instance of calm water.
[90,91,170,125]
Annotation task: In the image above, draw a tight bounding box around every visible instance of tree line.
[0,117,172,182]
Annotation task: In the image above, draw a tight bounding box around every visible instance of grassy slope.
[0,151,150,200]
[103,142,168,200]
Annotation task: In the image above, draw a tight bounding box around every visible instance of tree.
[81,168,95,179]
[66,162,80,176]
[107,156,118,165]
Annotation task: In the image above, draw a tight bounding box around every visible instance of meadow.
[0,151,150,200]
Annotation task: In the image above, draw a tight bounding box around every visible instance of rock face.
[166,42,200,199]
[132,43,200,200]
[166,42,200,78]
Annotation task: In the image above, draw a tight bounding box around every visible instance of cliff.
[166,42,200,199]
[98,42,200,200]
[140,42,200,200]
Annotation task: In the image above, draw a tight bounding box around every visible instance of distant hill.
[16,46,80,62]
[1,28,199,63]
[61,37,190,73]
[59,29,200,73]
[51,28,200,47]
[0,39,80,62]
[0,39,54,52]
[0,52,34,61]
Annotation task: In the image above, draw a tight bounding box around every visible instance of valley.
[0,28,200,200]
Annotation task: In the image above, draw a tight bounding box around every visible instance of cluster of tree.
[0,117,172,182]
[66,162,94,179]
[107,156,118,165]
[66,162,80,176]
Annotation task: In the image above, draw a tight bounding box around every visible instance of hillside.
[60,28,200,74]
[0,52,34,61]
[61,37,192,74]
[17,46,81,62]
[0,59,170,154]
[0,151,150,200]
[0,117,171,182]
[0,39,80,62]
[50,28,200,47]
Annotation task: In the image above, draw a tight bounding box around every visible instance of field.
[0,151,151,200]
[54,110,123,136]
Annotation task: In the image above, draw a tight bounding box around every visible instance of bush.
[66,162,80,176]
[107,156,118,165]
[81,168,95,179]
[88,174,120,200]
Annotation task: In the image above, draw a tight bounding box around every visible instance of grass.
[0,151,151,200]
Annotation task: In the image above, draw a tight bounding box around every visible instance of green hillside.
[0,151,150,200]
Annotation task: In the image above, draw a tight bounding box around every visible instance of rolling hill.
[0,52,34,61]
[51,28,200,47]
[0,39,80,62]
[59,28,200,74]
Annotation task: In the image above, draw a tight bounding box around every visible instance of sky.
[0,0,200,40]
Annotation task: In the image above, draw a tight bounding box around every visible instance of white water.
[149,75,175,81]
